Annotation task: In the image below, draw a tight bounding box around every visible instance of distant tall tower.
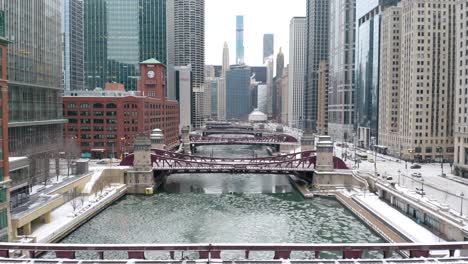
[236,15,244,64]
[263,34,274,63]
[275,48,284,78]
[222,42,230,77]
[63,0,84,91]
[167,0,205,127]
[218,42,229,120]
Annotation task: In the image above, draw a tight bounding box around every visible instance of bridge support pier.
[126,134,155,194]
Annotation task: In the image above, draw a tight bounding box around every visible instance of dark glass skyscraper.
[226,65,251,120]
[263,33,274,63]
[63,0,84,91]
[355,0,399,146]
[304,0,329,131]
[84,0,166,91]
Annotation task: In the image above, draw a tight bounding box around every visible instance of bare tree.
[68,188,80,213]
[78,194,86,209]
[96,181,105,196]
[63,137,81,179]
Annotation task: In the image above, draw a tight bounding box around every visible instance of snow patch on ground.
[29,185,124,243]
[353,192,444,243]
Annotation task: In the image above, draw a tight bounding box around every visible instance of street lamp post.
[420,178,425,198]
[460,192,465,216]
[398,170,401,186]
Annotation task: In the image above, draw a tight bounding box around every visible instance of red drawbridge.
[120,149,348,175]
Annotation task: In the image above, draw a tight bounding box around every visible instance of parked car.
[368,158,375,163]
[410,164,422,169]
[411,172,422,178]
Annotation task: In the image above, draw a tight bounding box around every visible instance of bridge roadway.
[120,149,348,175]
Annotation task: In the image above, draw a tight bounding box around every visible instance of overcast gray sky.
[205,0,306,66]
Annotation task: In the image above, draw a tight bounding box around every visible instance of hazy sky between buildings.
[205,0,306,67]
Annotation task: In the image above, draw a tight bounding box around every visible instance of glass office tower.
[84,0,166,91]
[355,0,399,147]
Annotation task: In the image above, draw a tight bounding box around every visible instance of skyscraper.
[455,0,468,177]
[226,65,251,120]
[379,0,456,162]
[263,34,274,63]
[328,0,356,142]
[167,0,205,128]
[273,48,284,120]
[304,0,330,131]
[265,56,274,118]
[63,0,84,91]
[218,42,230,120]
[175,65,193,131]
[275,48,284,79]
[378,5,401,156]
[0,8,10,242]
[236,15,244,64]
[6,0,65,188]
[288,17,307,128]
[355,0,399,148]
[84,0,167,91]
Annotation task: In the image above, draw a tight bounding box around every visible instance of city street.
[335,145,468,216]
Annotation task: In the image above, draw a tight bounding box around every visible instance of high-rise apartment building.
[265,57,274,118]
[218,42,229,120]
[378,5,401,156]
[84,0,167,91]
[226,65,251,120]
[263,34,274,63]
[167,0,205,128]
[454,0,468,177]
[174,65,193,131]
[273,48,284,120]
[317,61,329,135]
[281,66,289,124]
[328,0,356,142]
[0,9,10,242]
[63,0,84,91]
[380,0,456,162]
[236,15,244,64]
[6,0,66,186]
[355,0,399,148]
[288,17,307,128]
[304,0,329,131]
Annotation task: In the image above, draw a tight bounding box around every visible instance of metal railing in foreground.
[0,242,467,261]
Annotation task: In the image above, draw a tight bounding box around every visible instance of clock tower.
[139,58,166,99]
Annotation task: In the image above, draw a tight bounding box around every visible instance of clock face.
[147,70,155,79]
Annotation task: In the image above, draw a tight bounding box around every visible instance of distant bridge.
[189,134,299,149]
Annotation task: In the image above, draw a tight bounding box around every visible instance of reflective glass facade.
[355,0,398,145]
[5,0,65,186]
[84,0,166,91]
[63,0,84,91]
[263,34,274,63]
[226,65,251,120]
[304,0,329,131]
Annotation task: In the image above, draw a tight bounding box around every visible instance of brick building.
[64,59,179,159]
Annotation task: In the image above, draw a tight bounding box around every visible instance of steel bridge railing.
[0,242,467,261]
